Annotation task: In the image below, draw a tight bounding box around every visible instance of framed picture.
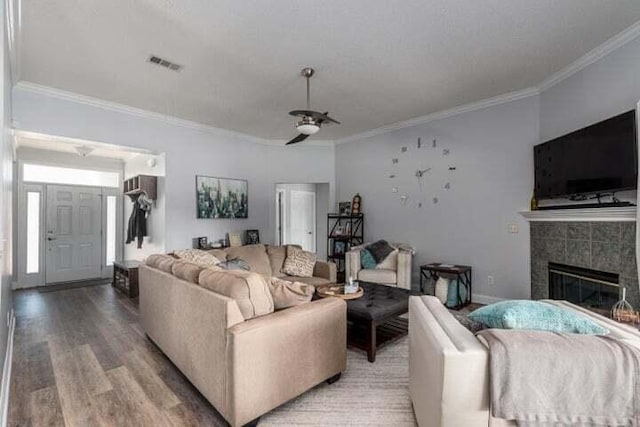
[197,236,209,249]
[333,240,347,256]
[338,202,351,215]
[228,232,242,247]
[196,175,248,219]
[246,229,260,245]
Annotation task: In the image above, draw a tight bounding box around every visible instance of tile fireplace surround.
[530,222,639,308]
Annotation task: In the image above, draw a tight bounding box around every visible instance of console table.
[112,260,141,298]
[420,263,472,310]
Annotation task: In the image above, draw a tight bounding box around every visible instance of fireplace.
[548,262,620,311]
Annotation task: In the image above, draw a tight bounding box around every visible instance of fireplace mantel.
[519,206,636,222]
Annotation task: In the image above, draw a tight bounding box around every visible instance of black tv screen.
[534,110,638,199]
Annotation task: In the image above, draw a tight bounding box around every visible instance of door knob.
[47,237,56,241]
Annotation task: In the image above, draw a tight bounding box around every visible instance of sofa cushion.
[269,277,314,310]
[206,249,228,261]
[266,245,288,277]
[358,268,397,284]
[174,249,221,267]
[281,275,331,287]
[468,300,610,335]
[146,254,176,273]
[225,244,272,277]
[198,269,274,320]
[282,246,316,277]
[171,260,206,283]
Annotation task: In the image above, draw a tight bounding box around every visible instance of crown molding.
[538,20,640,92]
[335,86,540,144]
[14,81,337,148]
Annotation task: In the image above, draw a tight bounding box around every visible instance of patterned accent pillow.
[360,249,377,269]
[282,246,316,277]
[173,249,221,267]
[366,240,395,264]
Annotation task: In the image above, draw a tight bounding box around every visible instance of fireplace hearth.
[548,262,619,311]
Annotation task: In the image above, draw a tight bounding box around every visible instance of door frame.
[17,183,123,287]
[289,189,317,252]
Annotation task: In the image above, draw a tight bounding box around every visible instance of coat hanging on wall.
[126,193,152,249]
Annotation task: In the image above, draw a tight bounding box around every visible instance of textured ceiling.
[19,0,640,140]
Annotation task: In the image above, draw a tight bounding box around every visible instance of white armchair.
[345,243,413,290]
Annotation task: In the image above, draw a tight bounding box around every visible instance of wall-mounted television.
[534,110,638,200]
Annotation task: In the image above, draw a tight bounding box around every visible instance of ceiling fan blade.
[309,111,341,125]
[289,109,316,118]
[285,133,310,145]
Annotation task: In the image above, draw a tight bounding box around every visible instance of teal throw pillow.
[446,279,467,308]
[468,300,609,335]
[360,249,377,269]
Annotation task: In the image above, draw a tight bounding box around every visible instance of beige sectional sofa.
[408,295,640,427]
[139,245,346,426]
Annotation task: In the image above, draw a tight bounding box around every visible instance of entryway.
[275,183,330,258]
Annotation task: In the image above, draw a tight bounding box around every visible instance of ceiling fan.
[286,67,340,145]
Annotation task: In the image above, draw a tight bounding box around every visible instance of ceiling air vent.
[148,55,183,71]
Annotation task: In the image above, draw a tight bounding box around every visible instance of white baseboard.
[0,309,15,427]
[472,293,507,305]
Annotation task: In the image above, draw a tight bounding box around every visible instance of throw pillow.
[282,246,316,277]
[173,249,221,267]
[360,249,377,269]
[434,277,449,304]
[446,279,468,308]
[468,300,609,335]
[217,258,251,271]
[366,240,395,264]
[451,312,488,334]
[268,277,314,309]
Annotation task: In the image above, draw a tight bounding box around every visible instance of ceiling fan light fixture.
[296,119,320,135]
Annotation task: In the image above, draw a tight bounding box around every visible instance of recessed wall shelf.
[519,206,636,222]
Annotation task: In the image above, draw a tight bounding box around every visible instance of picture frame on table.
[333,240,347,256]
[228,232,242,247]
[338,202,351,216]
[246,229,260,245]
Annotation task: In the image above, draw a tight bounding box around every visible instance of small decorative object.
[611,287,639,323]
[434,277,450,304]
[351,193,362,214]
[400,195,408,205]
[334,225,344,236]
[245,229,260,245]
[333,240,347,256]
[228,232,242,247]
[345,221,352,235]
[196,175,248,219]
[530,193,539,211]
[338,201,351,215]
[197,236,209,249]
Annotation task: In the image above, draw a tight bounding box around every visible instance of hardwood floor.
[9,284,228,426]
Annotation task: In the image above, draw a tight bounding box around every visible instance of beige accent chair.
[408,296,640,426]
[140,261,346,427]
[345,243,412,289]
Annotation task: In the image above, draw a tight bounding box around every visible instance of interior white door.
[289,190,316,252]
[45,185,103,283]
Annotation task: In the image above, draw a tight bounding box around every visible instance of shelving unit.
[123,175,158,200]
[327,213,364,282]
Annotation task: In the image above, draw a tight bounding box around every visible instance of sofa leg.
[242,417,260,427]
[326,372,342,384]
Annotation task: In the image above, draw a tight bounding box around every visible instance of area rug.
[258,336,417,426]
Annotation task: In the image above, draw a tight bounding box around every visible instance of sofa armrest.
[226,298,347,426]
[397,250,412,290]
[313,260,337,282]
[345,249,361,281]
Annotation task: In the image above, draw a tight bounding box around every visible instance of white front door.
[289,190,316,252]
[45,185,103,283]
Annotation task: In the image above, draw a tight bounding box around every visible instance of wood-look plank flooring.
[9,284,227,427]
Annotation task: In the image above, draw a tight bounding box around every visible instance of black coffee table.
[346,281,414,363]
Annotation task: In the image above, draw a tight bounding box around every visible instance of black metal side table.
[420,263,472,310]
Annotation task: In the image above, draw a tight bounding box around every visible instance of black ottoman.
[346,281,413,362]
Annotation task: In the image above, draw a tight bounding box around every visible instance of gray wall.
[336,96,540,300]
[540,36,640,141]
[12,86,336,255]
